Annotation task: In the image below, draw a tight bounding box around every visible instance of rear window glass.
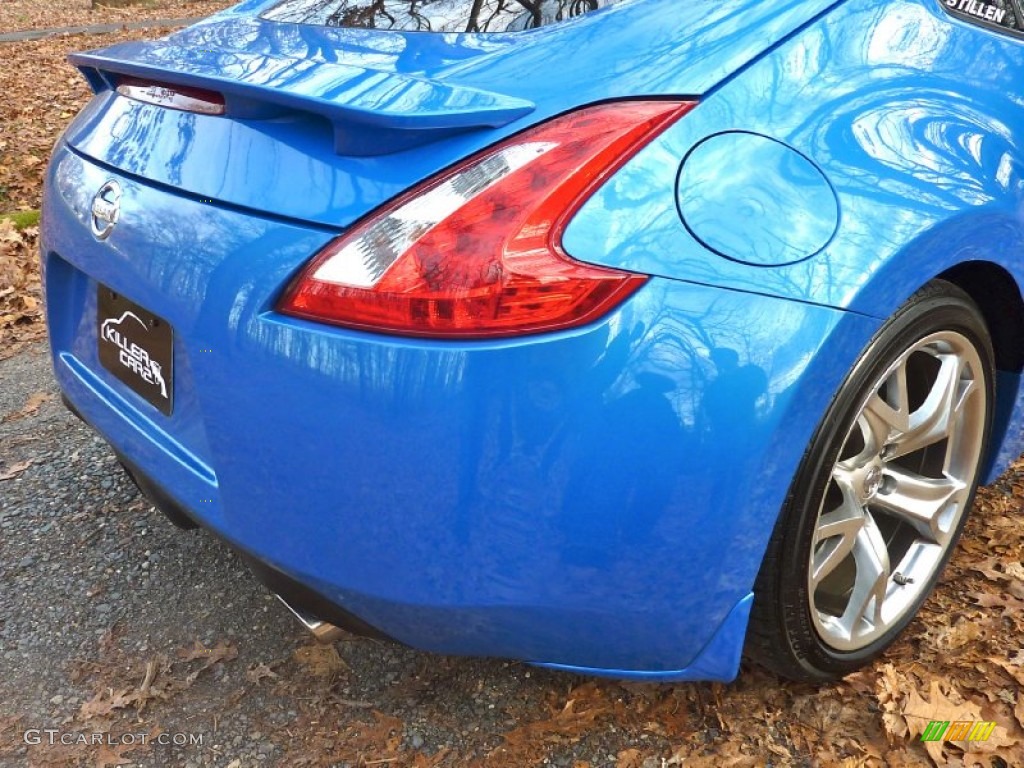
[260,0,624,33]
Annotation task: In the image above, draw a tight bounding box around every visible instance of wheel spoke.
[855,405,891,460]
[838,514,891,639]
[889,358,910,423]
[889,353,967,459]
[811,496,865,587]
[873,466,965,544]
[830,461,858,494]
[862,384,909,449]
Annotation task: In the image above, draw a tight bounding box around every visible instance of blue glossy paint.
[40,0,1024,679]
[44,147,881,672]
[535,594,756,683]
[676,132,840,266]
[72,43,536,156]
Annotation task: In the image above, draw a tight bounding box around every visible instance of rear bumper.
[61,399,394,641]
[68,393,758,681]
[42,143,882,680]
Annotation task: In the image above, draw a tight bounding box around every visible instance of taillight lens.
[279,100,694,338]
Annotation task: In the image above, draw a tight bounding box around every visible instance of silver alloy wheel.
[807,331,987,652]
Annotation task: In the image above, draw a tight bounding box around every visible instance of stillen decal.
[940,0,1023,32]
[944,0,1007,23]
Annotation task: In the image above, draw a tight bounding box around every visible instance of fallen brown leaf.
[411,747,451,768]
[293,643,347,678]
[178,638,237,664]
[487,683,617,764]
[0,458,35,481]
[79,688,136,720]
[0,221,44,357]
[246,661,280,684]
[92,743,134,768]
[970,591,1024,619]
[178,639,238,684]
[3,390,52,422]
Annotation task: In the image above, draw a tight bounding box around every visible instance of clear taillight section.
[116,76,226,115]
[279,100,695,338]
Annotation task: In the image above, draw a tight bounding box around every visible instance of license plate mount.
[97,286,174,416]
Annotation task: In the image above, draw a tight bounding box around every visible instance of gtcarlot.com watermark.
[24,729,203,747]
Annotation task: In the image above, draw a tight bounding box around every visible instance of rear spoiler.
[69,42,536,157]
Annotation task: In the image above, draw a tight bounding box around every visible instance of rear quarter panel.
[566,0,1024,478]
[569,0,1024,312]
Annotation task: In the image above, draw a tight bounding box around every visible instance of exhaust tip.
[273,594,345,644]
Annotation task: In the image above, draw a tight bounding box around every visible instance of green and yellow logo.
[921,720,997,742]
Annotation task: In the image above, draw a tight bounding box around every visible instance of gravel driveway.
[2,344,309,766]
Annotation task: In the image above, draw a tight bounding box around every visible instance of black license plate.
[97,286,173,416]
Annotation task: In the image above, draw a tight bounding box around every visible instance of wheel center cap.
[863,466,884,498]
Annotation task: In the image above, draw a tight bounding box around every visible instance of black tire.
[746,280,995,682]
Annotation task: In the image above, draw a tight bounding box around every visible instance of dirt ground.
[0,0,231,36]
[1,3,1023,767]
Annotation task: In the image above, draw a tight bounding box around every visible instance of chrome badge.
[90,181,122,240]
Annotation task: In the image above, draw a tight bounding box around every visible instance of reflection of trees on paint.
[261,0,621,33]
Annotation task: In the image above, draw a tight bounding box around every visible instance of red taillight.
[279,100,695,338]
[116,76,225,116]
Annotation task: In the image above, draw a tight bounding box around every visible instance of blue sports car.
[41,0,1024,682]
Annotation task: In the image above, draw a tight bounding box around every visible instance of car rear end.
[42,0,859,679]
